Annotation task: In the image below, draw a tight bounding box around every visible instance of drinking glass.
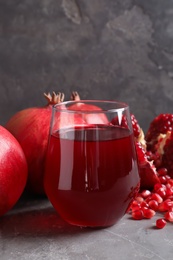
[44,100,140,228]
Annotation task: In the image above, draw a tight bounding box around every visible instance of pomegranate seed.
[154,159,162,168]
[156,218,167,229]
[148,200,159,211]
[157,168,167,176]
[131,200,139,206]
[151,193,163,203]
[142,207,155,219]
[165,175,171,181]
[166,187,173,197]
[168,179,173,186]
[141,201,149,208]
[130,200,141,211]
[141,190,151,198]
[164,198,171,202]
[158,200,173,212]
[159,176,167,184]
[132,210,143,220]
[166,183,171,189]
[167,201,173,209]
[168,206,173,212]
[154,183,164,191]
[145,196,152,203]
[168,196,173,200]
[157,187,166,198]
[146,151,153,160]
[131,204,141,212]
[135,196,144,203]
[164,211,173,222]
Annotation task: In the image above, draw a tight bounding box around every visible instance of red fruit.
[157,168,168,176]
[150,193,163,204]
[158,201,173,212]
[164,211,173,222]
[0,126,27,216]
[146,113,173,152]
[5,92,85,195]
[142,207,155,219]
[135,142,160,189]
[148,200,159,211]
[132,209,143,220]
[140,189,151,198]
[156,218,167,229]
[70,91,108,124]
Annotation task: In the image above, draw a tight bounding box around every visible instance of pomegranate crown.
[44,92,65,105]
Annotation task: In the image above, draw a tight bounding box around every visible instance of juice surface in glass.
[44,124,140,227]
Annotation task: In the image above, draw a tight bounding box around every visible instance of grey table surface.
[0,196,173,260]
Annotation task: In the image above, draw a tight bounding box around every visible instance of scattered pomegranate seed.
[168,179,173,186]
[166,187,173,197]
[132,210,143,220]
[140,201,149,208]
[128,165,173,229]
[158,200,173,212]
[156,187,166,198]
[165,175,171,181]
[156,218,167,229]
[131,204,141,212]
[154,183,164,192]
[151,193,163,204]
[141,190,151,198]
[148,200,159,211]
[135,196,144,203]
[157,168,167,176]
[142,207,155,219]
[164,211,173,222]
[159,176,167,184]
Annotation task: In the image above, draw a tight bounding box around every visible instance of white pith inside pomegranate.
[0,125,28,216]
[5,92,66,195]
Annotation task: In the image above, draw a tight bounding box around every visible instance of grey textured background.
[1,0,173,132]
[2,2,173,259]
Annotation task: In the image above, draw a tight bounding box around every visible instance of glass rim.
[53,100,129,114]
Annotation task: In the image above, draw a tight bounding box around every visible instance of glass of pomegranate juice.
[44,100,140,228]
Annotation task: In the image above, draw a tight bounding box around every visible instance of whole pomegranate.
[70,91,109,124]
[5,92,65,195]
[0,125,28,216]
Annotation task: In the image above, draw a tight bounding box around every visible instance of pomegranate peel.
[5,92,66,195]
[0,126,28,216]
[135,142,160,190]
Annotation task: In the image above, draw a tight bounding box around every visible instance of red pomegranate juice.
[44,125,140,227]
